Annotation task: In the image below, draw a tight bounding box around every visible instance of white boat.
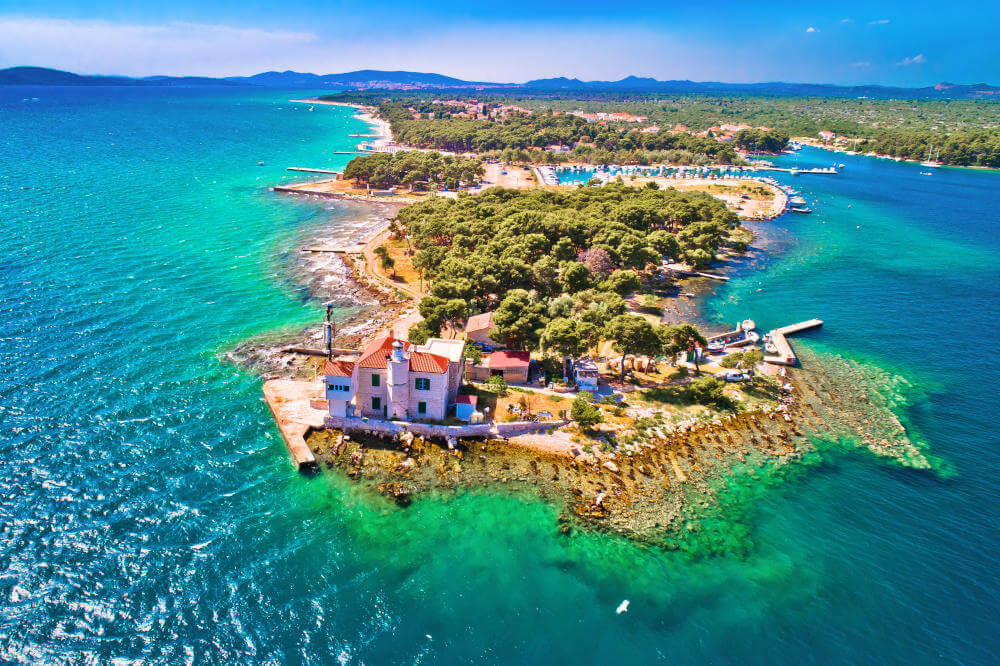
[920,146,941,168]
[741,319,756,331]
[746,331,760,344]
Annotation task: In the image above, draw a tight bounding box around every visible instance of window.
[415,377,430,391]
[327,383,349,392]
[371,374,380,387]
[371,397,381,411]
[418,401,427,415]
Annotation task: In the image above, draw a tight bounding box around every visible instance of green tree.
[661,324,708,374]
[407,321,434,345]
[604,314,664,380]
[720,349,763,369]
[540,317,588,357]
[602,269,642,296]
[686,376,733,410]
[490,289,549,350]
[379,253,396,277]
[561,261,591,292]
[571,391,604,429]
[648,230,680,261]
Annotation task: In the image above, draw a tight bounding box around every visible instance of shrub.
[484,375,508,396]
[571,394,604,429]
[685,376,734,410]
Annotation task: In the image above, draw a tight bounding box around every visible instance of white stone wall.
[354,368,388,417]
[407,371,448,421]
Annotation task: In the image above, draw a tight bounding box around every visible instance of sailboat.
[920,146,942,168]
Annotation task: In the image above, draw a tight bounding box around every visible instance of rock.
[603,461,620,473]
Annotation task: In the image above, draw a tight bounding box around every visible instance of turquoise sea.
[2,87,999,663]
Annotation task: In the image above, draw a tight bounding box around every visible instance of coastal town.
[254,96,928,541]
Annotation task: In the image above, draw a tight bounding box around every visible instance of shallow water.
[1,88,998,663]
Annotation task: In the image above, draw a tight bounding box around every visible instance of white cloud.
[0,17,316,76]
[806,26,818,33]
[898,53,926,66]
[849,61,871,68]
[869,19,890,25]
[841,18,854,23]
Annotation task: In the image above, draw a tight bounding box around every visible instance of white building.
[324,331,465,422]
[573,356,600,392]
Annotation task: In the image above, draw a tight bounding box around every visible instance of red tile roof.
[323,359,355,377]
[486,350,530,369]
[456,394,477,406]
[408,351,448,374]
[357,331,409,369]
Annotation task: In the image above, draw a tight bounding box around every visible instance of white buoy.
[616,600,630,614]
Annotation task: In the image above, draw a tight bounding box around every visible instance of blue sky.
[0,1,995,85]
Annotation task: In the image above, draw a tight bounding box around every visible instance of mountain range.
[2,66,999,99]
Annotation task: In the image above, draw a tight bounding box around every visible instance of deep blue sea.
[1,87,999,663]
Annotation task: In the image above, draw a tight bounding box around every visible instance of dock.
[663,263,730,281]
[764,319,823,366]
[301,244,363,253]
[754,166,838,175]
[280,346,359,357]
[288,167,343,175]
[262,379,326,471]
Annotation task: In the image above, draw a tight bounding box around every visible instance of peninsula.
[247,96,931,549]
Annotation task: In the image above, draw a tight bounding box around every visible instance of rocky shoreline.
[226,201,409,379]
[304,343,933,552]
[236,161,934,552]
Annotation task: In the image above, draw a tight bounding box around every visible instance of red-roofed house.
[466,350,531,385]
[324,330,465,421]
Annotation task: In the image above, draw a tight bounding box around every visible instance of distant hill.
[2,66,998,99]
[0,66,141,86]
[226,69,498,88]
[520,76,1000,99]
[0,66,497,90]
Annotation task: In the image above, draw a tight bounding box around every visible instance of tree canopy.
[343,150,484,190]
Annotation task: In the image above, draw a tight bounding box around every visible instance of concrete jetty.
[764,319,823,365]
[754,166,838,175]
[262,380,325,471]
[287,167,343,174]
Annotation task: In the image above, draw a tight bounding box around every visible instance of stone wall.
[323,415,569,440]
